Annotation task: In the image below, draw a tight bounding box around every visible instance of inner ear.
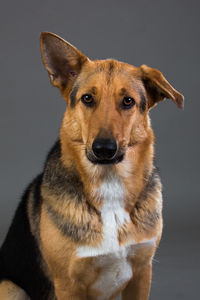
[140,64,184,109]
[40,32,88,90]
[142,78,167,107]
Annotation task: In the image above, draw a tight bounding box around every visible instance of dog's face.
[40,33,184,166]
[66,60,151,165]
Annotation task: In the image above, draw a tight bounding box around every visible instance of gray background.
[0,0,199,299]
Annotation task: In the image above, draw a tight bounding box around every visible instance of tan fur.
[0,280,30,300]
[40,204,102,299]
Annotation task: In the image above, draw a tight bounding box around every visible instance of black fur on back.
[0,153,57,299]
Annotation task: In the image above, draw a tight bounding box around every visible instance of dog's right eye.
[81,94,95,107]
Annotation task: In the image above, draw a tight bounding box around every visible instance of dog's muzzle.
[86,138,124,165]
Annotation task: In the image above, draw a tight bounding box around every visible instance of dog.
[0,32,184,300]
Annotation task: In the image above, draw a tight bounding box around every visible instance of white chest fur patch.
[77,175,131,257]
[77,175,133,299]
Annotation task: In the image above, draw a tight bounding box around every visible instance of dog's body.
[0,33,184,300]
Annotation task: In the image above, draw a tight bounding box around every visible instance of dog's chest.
[91,249,133,300]
[77,177,134,298]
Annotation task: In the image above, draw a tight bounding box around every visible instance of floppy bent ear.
[140,64,184,109]
[40,32,88,90]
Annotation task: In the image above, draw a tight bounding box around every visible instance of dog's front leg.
[122,263,152,300]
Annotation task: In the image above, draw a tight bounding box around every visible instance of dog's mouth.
[85,149,125,165]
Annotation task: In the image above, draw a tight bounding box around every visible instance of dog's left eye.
[121,97,135,109]
[81,94,95,107]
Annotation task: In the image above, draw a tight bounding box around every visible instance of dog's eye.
[121,97,135,109]
[81,94,95,107]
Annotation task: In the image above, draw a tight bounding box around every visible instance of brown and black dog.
[0,32,184,300]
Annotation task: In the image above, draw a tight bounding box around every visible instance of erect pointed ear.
[40,32,88,90]
[140,64,184,109]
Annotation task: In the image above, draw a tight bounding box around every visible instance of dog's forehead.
[78,59,142,92]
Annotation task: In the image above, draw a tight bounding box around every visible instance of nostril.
[92,138,117,159]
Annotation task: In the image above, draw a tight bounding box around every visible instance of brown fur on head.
[40,32,184,181]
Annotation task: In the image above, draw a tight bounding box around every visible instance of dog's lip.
[85,150,125,165]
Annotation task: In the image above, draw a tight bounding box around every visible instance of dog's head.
[40,32,184,167]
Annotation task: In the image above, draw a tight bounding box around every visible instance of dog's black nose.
[92,138,117,160]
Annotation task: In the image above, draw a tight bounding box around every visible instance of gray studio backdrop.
[0,0,199,299]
